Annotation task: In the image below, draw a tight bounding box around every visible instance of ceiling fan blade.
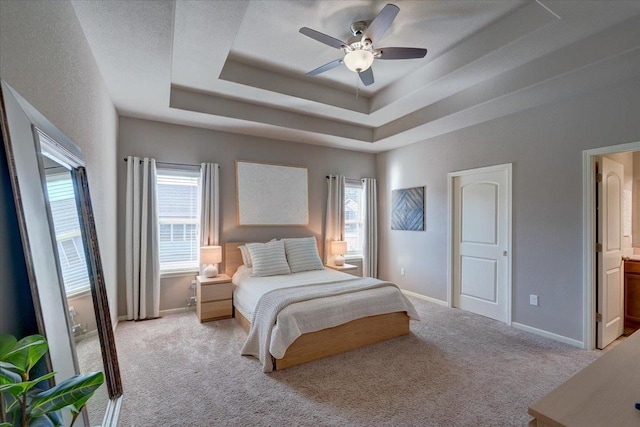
[299,27,347,49]
[359,67,374,86]
[364,4,400,42]
[307,59,343,76]
[376,47,428,60]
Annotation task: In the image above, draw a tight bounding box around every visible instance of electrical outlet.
[530,294,539,306]
[400,268,405,276]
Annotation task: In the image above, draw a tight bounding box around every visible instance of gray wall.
[117,117,376,314]
[0,0,119,326]
[377,75,640,342]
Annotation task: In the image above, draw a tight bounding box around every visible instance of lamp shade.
[200,245,222,265]
[343,50,374,73]
[330,240,347,256]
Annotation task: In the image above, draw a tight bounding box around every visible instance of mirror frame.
[0,80,122,425]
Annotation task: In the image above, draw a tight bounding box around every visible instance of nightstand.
[325,263,357,272]
[196,274,232,323]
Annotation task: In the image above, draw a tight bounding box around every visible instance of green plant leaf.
[0,423,12,427]
[0,382,26,396]
[0,367,21,385]
[28,412,63,427]
[2,390,20,413]
[3,336,48,375]
[0,361,19,371]
[0,335,17,360]
[28,372,104,418]
[0,372,56,397]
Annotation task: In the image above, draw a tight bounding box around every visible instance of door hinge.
[595,243,602,252]
[595,313,603,322]
[596,173,602,183]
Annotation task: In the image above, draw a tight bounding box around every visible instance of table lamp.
[330,240,347,266]
[201,245,222,277]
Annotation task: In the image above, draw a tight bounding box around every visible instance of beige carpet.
[113,297,599,426]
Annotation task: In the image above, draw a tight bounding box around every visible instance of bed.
[225,239,419,371]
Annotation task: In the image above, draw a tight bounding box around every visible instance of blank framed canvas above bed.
[236,160,309,225]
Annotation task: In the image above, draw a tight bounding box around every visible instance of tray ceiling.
[71,0,640,153]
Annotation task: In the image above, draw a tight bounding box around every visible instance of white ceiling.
[71,0,640,153]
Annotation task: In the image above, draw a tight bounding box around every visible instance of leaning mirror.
[0,80,122,426]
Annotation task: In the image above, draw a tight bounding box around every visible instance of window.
[157,169,200,273]
[344,181,364,256]
[46,173,91,296]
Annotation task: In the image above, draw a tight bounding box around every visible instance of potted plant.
[0,333,104,427]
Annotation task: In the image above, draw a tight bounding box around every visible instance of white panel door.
[597,157,624,349]
[453,166,510,322]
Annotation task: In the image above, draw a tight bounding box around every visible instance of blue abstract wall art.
[391,186,425,231]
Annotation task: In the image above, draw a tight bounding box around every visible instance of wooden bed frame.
[224,241,410,370]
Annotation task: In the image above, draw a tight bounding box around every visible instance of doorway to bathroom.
[583,141,640,350]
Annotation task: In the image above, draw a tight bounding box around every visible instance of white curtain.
[199,163,220,274]
[199,163,220,246]
[362,178,378,278]
[125,156,160,320]
[324,175,345,264]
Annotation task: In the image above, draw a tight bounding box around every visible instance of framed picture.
[391,186,425,231]
[236,160,309,225]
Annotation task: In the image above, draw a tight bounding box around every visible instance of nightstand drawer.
[200,299,232,320]
[200,282,233,302]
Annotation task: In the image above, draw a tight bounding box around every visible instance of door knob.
[503,251,508,256]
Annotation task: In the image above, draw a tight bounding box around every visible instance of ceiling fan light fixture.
[343,49,374,73]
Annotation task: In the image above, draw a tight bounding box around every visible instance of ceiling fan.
[299,3,427,87]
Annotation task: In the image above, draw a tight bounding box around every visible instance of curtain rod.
[123,158,217,168]
[326,175,361,180]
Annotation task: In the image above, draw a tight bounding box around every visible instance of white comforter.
[233,267,419,372]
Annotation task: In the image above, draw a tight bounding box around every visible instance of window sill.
[160,269,199,279]
[66,288,92,299]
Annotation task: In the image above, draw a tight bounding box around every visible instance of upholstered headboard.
[224,238,322,277]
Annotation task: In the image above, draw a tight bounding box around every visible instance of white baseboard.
[512,322,583,348]
[160,306,195,316]
[116,306,195,322]
[401,289,448,306]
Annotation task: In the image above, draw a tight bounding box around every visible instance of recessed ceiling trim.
[169,85,374,142]
[375,15,640,141]
[370,1,559,114]
[374,47,640,152]
[219,57,371,114]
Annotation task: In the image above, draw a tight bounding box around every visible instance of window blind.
[157,168,200,272]
[46,174,91,296]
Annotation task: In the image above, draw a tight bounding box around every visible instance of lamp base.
[203,264,218,278]
[334,255,345,266]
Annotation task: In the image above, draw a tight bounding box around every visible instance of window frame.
[156,167,201,275]
[344,180,364,257]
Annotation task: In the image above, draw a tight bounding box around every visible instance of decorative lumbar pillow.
[238,245,252,268]
[246,240,291,277]
[284,237,324,273]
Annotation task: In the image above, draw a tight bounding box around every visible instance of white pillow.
[246,240,291,277]
[238,245,252,268]
[284,237,323,273]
